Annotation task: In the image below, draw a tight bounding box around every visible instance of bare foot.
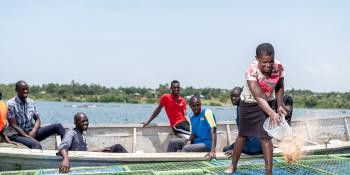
[224,165,235,174]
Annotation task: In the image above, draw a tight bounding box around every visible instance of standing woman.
[225,43,287,175]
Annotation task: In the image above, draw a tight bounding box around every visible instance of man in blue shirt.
[167,95,217,160]
[59,112,127,173]
[7,81,65,149]
[283,95,293,125]
[223,87,263,156]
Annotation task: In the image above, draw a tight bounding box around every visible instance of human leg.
[225,135,246,174]
[35,123,65,141]
[173,121,190,135]
[10,135,42,149]
[108,144,128,153]
[260,138,273,175]
[181,143,208,152]
[166,138,187,152]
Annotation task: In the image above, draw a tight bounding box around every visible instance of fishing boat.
[0,116,350,171]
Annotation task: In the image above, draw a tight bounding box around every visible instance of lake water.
[35,101,350,125]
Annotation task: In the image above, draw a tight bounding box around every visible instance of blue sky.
[0,1,349,92]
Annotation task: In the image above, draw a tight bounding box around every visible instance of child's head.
[255,43,275,75]
[189,95,202,115]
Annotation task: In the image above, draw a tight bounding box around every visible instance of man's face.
[230,90,241,106]
[170,83,180,96]
[16,82,29,100]
[285,105,293,117]
[190,99,202,115]
[75,115,89,132]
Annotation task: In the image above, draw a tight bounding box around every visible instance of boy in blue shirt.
[167,95,217,160]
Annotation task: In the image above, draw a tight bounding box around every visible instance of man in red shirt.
[142,80,190,137]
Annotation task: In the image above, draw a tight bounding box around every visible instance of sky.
[0,1,349,92]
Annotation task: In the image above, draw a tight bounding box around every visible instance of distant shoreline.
[1,82,349,109]
[30,99,350,110]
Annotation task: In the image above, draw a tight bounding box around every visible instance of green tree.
[304,96,318,108]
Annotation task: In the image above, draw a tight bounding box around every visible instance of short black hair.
[170,80,180,87]
[74,112,87,122]
[231,87,243,93]
[256,43,275,58]
[15,80,27,89]
[189,95,201,104]
[283,95,293,106]
[0,91,2,100]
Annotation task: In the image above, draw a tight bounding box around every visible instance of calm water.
[35,101,350,125]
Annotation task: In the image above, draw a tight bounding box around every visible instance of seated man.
[224,87,293,156]
[143,80,190,138]
[59,112,127,173]
[167,95,217,160]
[0,91,17,145]
[7,81,65,149]
[223,87,262,155]
[283,95,293,125]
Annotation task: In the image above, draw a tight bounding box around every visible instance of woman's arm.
[275,78,287,116]
[247,80,280,125]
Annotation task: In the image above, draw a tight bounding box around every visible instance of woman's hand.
[270,112,281,126]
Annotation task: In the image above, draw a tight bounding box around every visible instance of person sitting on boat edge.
[223,87,263,156]
[0,91,19,145]
[283,95,293,125]
[58,112,127,173]
[142,80,190,138]
[167,95,217,160]
[6,81,65,149]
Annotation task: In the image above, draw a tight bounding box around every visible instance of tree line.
[0,81,349,108]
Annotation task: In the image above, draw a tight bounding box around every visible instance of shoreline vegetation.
[1,81,349,109]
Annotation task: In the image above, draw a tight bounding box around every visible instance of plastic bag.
[263,114,293,141]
